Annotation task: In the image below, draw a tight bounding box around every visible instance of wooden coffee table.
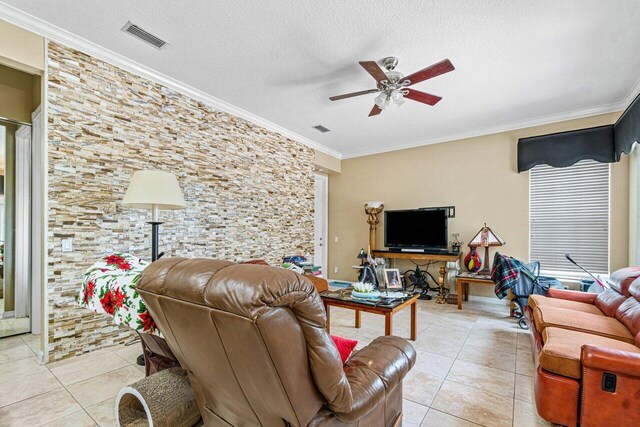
[320,290,419,340]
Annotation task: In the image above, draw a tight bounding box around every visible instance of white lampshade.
[123,170,186,212]
[366,201,384,209]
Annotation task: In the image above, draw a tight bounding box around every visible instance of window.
[529,160,609,277]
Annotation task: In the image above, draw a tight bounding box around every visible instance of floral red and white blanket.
[79,253,158,334]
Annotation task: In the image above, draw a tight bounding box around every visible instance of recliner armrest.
[333,336,416,423]
[547,288,596,304]
[582,345,640,378]
[580,345,640,426]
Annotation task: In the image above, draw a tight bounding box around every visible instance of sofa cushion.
[615,297,640,337]
[540,327,640,379]
[529,294,603,316]
[594,288,628,317]
[534,306,635,344]
[608,267,640,297]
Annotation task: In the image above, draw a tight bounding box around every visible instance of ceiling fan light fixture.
[390,89,404,102]
[374,92,388,108]
[390,97,404,108]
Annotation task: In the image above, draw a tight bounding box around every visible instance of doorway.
[314,173,328,277]
[0,118,32,337]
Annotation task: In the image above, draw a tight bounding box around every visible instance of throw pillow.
[331,335,358,364]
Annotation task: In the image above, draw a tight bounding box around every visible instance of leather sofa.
[137,258,416,426]
[524,267,640,427]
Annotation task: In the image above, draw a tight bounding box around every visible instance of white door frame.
[14,125,31,319]
[31,106,43,335]
[314,173,328,277]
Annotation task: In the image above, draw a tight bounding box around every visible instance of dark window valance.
[614,92,640,160]
[517,125,615,172]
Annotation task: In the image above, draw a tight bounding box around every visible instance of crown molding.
[622,74,640,109]
[341,101,626,159]
[0,2,343,159]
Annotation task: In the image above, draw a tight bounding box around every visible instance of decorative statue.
[364,202,384,251]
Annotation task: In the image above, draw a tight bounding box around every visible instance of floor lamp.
[123,170,186,262]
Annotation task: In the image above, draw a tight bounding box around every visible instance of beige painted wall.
[0,20,45,74]
[0,64,40,123]
[328,112,628,296]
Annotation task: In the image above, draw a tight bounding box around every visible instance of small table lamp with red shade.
[468,223,505,275]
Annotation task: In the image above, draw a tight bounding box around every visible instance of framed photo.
[384,268,402,290]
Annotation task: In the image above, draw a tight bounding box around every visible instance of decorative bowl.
[352,290,381,299]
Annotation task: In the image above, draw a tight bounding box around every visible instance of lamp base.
[146,221,164,262]
[476,246,492,276]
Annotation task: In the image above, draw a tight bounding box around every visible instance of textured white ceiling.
[4,0,640,158]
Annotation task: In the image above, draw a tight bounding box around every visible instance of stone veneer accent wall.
[47,42,314,360]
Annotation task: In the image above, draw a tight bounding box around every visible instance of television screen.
[384,209,448,250]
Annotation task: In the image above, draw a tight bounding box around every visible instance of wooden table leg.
[457,280,462,310]
[355,310,361,329]
[324,302,331,334]
[410,301,417,341]
[464,283,469,301]
[385,312,393,336]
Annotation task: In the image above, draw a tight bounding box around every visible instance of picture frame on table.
[384,268,402,290]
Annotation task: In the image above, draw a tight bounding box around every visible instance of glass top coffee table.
[319,289,420,340]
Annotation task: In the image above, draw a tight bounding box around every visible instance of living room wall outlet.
[46,42,315,360]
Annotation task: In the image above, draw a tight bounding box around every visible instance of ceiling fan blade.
[368,104,382,117]
[329,89,379,101]
[400,59,454,86]
[404,89,442,106]
[359,61,389,82]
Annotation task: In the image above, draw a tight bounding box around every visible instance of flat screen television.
[384,208,448,252]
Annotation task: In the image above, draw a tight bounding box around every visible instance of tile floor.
[329,296,552,427]
[0,296,551,426]
[0,333,144,426]
[0,317,31,338]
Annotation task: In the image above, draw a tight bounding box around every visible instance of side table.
[456,274,514,315]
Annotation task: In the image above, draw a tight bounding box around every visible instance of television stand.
[372,250,462,303]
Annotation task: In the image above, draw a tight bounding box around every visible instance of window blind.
[530,160,609,276]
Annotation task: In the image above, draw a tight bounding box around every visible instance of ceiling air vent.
[121,21,167,49]
[313,125,331,133]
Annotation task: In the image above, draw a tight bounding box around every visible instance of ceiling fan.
[329,57,454,117]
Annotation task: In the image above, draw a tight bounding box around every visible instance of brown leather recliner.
[137,258,416,426]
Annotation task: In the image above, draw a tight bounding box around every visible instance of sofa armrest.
[547,288,596,304]
[580,345,640,426]
[581,344,640,378]
[333,336,416,423]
